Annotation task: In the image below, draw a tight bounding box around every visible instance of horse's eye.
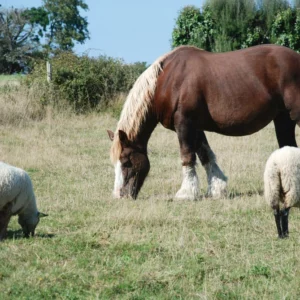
[122,160,132,168]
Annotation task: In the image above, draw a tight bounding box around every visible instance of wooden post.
[46,61,52,83]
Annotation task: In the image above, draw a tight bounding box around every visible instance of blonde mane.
[110,46,202,163]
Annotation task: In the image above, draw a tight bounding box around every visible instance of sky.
[4,0,205,65]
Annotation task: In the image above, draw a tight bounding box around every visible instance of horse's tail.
[110,51,171,164]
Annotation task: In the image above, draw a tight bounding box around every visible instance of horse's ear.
[107,130,114,141]
[118,130,130,148]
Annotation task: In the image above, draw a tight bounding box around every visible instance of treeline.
[0,0,147,113]
[3,0,300,114]
[172,0,300,52]
[0,0,89,74]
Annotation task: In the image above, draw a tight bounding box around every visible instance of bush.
[26,52,147,113]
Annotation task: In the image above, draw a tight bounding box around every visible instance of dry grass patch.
[0,83,46,126]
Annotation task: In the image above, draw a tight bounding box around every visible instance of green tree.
[172,6,203,47]
[23,6,49,43]
[42,0,89,51]
[271,7,300,50]
[204,0,256,51]
[172,5,215,51]
[242,0,290,48]
[24,0,89,52]
[171,0,300,52]
[0,7,40,73]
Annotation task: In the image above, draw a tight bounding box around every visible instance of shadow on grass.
[146,189,263,202]
[227,189,263,199]
[6,229,55,240]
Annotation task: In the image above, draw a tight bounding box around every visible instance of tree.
[42,0,89,51]
[171,1,257,52]
[172,6,202,47]
[242,0,290,48]
[23,6,49,43]
[204,0,256,51]
[0,7,40,73]
[171,0,300,53]
[172,5,215,51]
[0,0,90,73]
[270,7,300,50]
[21,0,89,52]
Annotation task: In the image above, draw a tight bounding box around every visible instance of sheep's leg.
[0,203,13,241]
[274,207,290,239]
[273,208,283,238]
[280,207,290,238]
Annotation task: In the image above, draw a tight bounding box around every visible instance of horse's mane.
[110,45,202,163]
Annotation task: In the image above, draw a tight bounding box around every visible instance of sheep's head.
[18,212,48,238]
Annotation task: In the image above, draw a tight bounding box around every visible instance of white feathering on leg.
[113,160,123,198]
[204,162,227,198]
[175,165,200,200]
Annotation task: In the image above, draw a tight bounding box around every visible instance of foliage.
[171,0,300,52]
[41,0,89,51]
[172,6,203,47]
[242,0,290,48]
[26,52,147,112]
[205,0,257,51]
[0,7,40,73]
[0,0,89,74]
[20,0,89,52]
[172,6,215,51]
[271,8,300,50]
[23,7,49,42]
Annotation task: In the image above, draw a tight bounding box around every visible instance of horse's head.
[108,129,150,199]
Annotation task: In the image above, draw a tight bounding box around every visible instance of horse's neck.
[134,113,158,148]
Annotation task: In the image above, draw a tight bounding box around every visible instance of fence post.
[46,61,52,83]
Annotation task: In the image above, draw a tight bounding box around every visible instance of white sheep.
[0,162,47,240]
[264,146,300,238]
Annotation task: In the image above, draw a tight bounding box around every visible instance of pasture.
[1,108,300,299]
[0,75,22,87]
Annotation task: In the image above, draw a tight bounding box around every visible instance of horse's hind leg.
[196,131,227,198]
[175,123,200,200]
[273,110,297,148]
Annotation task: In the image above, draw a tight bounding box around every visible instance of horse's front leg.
[196,131,227,198]
[175,125,200,201]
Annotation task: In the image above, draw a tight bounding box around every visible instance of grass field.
[1,105,300,299]
[0,75,22,86]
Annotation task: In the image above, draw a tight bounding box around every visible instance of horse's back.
[154,45,300,135]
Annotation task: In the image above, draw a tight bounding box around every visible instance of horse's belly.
[203,110,276,136]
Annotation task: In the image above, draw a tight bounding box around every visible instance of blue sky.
[5,0,205,64]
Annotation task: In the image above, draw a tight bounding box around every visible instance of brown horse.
[108,44,300,200]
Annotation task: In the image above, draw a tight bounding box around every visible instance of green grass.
[0,74,22,80]
[0,75,18,81]
[0,113,300,299]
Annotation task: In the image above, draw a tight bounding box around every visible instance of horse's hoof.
[174,190,199,201]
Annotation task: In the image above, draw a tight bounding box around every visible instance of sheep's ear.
[38,212,48,218]
[107,130,114,141]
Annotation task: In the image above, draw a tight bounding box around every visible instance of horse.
[108,44,300,200]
